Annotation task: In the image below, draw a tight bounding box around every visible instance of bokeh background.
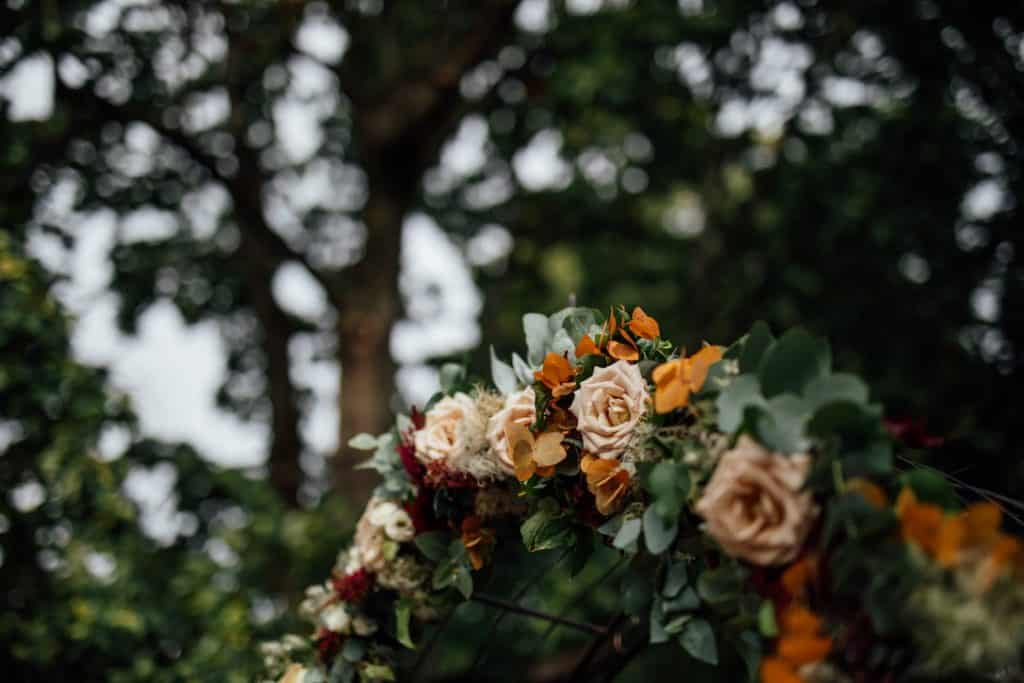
[2,1,1023,681]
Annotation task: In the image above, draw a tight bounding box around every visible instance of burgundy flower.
[331,568,374,603]
[314,628,343,665]
[884,418,945,449]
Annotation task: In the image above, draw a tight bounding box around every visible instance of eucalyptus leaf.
[805,373,869,410]
[758,328,831,398]
[439,363,466,394]
[490,346,519,394]
[679,618,718,665]
[523,313,551,366]
[643,504,678,555]
[612,516,643,550]
[650,598,670,644]
[739,321,775,373]
[512,352,535,385]
[348,433,379,451]
[414,531,450,562]
[662,559,689,598]
[717,375,765,433]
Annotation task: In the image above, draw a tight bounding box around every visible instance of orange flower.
[976,535,1021,593]
[575,334,601,359]
[535,352,576,397]
[627,306,661,340]
[846,478,888,508]
[461,516,495,570]
[505,421,566,482]
[896,488,943,556]
[651,344,724,413]
[781,555,817,598]
[760,657,804,683]
[607,327,640,361]
[580,454,630,515]
[761,604,832,683]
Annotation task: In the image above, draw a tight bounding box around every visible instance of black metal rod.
[470,593,609,636]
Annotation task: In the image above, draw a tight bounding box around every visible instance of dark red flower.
[398,440,426,485]
[410,405,426,430]
[424,461,480,489]
[314,628,343,665]
[405,489,434,534]
[331,568,374,603]
[884,417,945,449]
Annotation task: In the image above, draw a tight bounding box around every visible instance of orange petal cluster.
[534,352,576,397]
[896,488,1020,592]
[505,421,566,482]
[461,515,496,570]
[580,454,630,516]
[651,344,724,413]
[760,604,832,683]
[627,306,661,340]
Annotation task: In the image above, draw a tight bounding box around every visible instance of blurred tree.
[0,232,353,680]
[2,1,1022,505]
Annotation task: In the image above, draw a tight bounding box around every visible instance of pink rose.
[695,436,818,566]
[486,387,537,474]
[569,360,648,460]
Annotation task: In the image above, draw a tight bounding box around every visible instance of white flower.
[369,500,401,527]
[486,387,537,474]
[385,509,416,542]
[320,604,351,634]
[570,360,649,460]
[353,615,378,636]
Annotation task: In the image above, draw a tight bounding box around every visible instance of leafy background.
[1,0,1023,681]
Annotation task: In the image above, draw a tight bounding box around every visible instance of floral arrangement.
[261,307,1024,683]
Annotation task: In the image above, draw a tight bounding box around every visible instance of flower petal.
[533,431,568,467]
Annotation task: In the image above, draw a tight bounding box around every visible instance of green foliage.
[0,238,352,681]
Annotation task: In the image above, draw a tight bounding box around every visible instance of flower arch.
[261,307,1024,683]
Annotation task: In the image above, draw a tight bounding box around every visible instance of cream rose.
[569,360,649,459]
[486,387,537,473]
[695,436,818,566]
[279,664,307,683]
[354,497,413,571]
[414,393,487,465]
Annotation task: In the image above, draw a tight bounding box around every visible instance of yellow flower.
[651,344,724,414]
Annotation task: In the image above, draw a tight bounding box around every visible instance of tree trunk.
[334,180,409,502]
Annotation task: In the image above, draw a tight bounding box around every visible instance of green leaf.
[662,586,700,613]
[758,328,831,398]
[679,618,718,665]
[439,363,466,394]
[900,468,959,509]
[643,505,678,554]
[735,630,763,681]
[490,346,518,394]
[757,601,778,637]
[341,638,367,663]
[414,531,450,562]
[805,373,869,410]
[697,564,745,605]
[612,516,642,550]
[755,394,812,453]
[521,508,575,552]
[597,513,624,537]
[843,441,893,476]
[395,600,415,649]
[650,598,670,644]
[739,321,775,373]
[348,433,379,450]
[664,614,693,635]
[327,659,355,683]
[716,375,765,433]
[512,352,535,385]
[622,571,654,616]
[662,559,689,598]
[523,313,550,366]
[550,306,602,342]
[453,566,473,599]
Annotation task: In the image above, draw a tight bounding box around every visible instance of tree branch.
[470,593,609,637]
